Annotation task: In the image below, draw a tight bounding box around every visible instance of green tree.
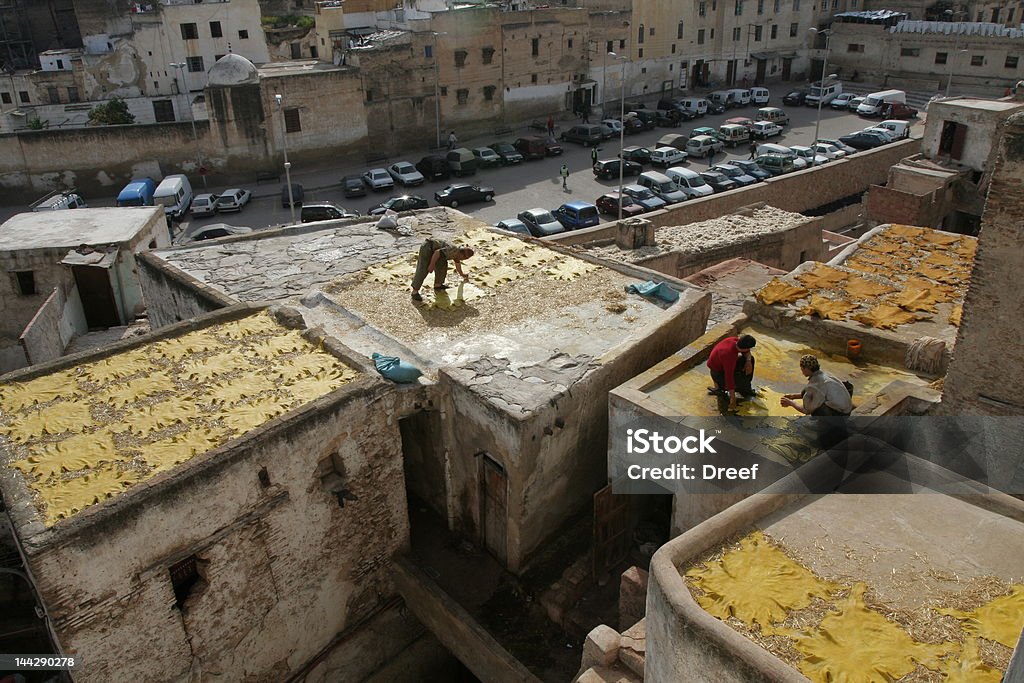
[87,97,136,126]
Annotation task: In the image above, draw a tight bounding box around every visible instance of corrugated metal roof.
[890,20,1024,38]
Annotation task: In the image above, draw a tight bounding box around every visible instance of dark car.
[620,146,652,164]
[699,170,740,193]
[560,124,607,146]
[782,90,808,106]
[705,99,727,115]
[552,201,601,230]
[596,192,646,218]
[593,159,642,180]
[839,131,889,150]
[281,183,304,209]
[342,175,366,198]
[711,163,758,187]
[885,102,919,119]
[513,137,547,160]
[622,117,646,135]
[415,155,451,181]
[300,203,361,223]
[626,110,658,129]
[731,159,772,181]
[655,109,684,127]
[368,195,429,215]
[434,183,495,208]
[490,142,525,165]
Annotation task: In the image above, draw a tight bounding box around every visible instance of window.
[650,27,655,37]
[771,24,778,39]
[793,0,800,9]
[774,0,780,11]
[67,86,80,103]
[215,53,226,63]
[15,271,35,296]
[1007,55,1020,69]
[758,0,764,13]
[239,29,249,39]
[935,51,948,64]
[832,0,838,8]
[440,86,447,96]
[366,89,373,102]
[424,44,432,58]
[975,10,983,21]
[639,48,644,57]
[991,7,1000,22]
[531,73,538,83]
[672,44,676,53]
[638,24,644,44]
[456,88,468,104]
[169,555,205,610]
[209,21,222,38]
[482,46,494,64]
[568,38,573,48]
[55,59,64,69]
[620,39,625,49]
[735,0,743,14]
[678,21,684,39]
[47,87,60,104]
[532,38,539,56]
[698,29,706,44]
[454,49,467,67]
[0,93,10,104]
[733,27,742,41]
[483,85,495,101]
[19,91,29,103]
[186,56,204,72]
[790,22,799,37]
[755,25,763,40]
[900,47,920,57]
[939,120,967,159]
[847,43,864,53]
[970,55,984,66]
[699,1,706,16]
[180,23,198,40]
[606,40,613,52]
[284,107,301,133]
[317,452,355,508]
[713,0,717,10]
[711,28,715,38]
[1009,8,1016,22]
[153,99,175,122]
[290,41,301,58]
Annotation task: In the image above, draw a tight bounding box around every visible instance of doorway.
[726,59,737,86]
[400,411,446,519]
[72,265,120,329]
[479,455,507,566]
[782,57,792,80]
[755,59,767,85]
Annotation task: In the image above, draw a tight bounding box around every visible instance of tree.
[88,97,135,126]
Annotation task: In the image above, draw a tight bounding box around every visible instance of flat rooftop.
[0,311,360,526]
[683,491,1024,680]
[934,97,1024,113]
[257,60,347,76]
[0,207,163,251]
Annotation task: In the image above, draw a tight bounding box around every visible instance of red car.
[885,102,918,119]
[725,116,755,131]
[596,192,646,217]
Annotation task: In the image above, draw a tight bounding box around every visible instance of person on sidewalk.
[560,163,570,190]
[547,116,555,140]
[591,146,599,166]
[707,334,757,411]
[582,104,591,123]
[748,140,758,160]
[410,238,474,302]
[781,355,853,417]
[447,131,458,151]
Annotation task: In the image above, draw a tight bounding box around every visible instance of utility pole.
[274,93,296,225]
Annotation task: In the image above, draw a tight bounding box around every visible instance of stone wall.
[19,287,71,367]
[4,308,416,682]
[941,112,1024,414]
[136,252,237,328]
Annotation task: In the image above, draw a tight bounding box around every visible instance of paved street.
[1,96,923,240]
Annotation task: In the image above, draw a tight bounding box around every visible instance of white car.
[190,193,217,217]
[863,127,897,142]
[650,146,687,167]
[830,93,857,110]
[790,145,829,166]
[213,188,252,213]
[751,121,783,140]
[817,138,857,155]
[187,223,253,243]
[811,142,847,160]
[601,119,624,135]
[362,168,395,191]
[388,161,425,187]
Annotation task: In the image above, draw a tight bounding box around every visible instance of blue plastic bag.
[371,352,422,383]
[626,280,679,303]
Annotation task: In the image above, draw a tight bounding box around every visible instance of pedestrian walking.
[591,146,599,166]
[560,163,570,191]
[582,104,591,123]
[447,130,458,151]
[748,140,758,160]
[547,115,555,140]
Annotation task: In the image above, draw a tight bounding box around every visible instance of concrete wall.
[18,286,78,367]
[942,112,1024,414]
[136,251,236,328]
[551,138,920,247]
[3,309,416,682]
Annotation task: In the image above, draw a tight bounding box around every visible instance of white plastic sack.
[376,209,399,230]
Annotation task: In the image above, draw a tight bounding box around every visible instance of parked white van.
[805,79,842,107]
[650,146,688,167]
[679,98,709,116]
[750,87,770,104]
[667,166,714,198]
[725,88,752,106]
[757,143,809,169]
[30,190,87,211]
[875,119,911,138]
[857,90,906,117]
[708,90,734,108]
[637,170,688,205]
[154,174,194,220]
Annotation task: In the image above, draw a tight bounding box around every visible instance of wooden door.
[592,484,629,582]
[480,455,508,566]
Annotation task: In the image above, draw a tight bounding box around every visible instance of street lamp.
[274,93,296,225]
[169,62,207,188]
[431,31,447,150]
[609,52,629,220]
[807,28,832,145]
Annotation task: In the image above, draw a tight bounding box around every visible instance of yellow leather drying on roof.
[938,584,1024,649]
[12,431,118,479]
[854,304,924,330]
[949,305,963,326]
[2,402,94,441]
[37,465,145,526]
[843,277,895,299]
[917,230,962,246]
[796,265,849,289]
[756,279,809,305]
[545,259,601,281]
[0,372,83,412]
[934,638,1003,683]
[885,224,928,238]
[800,294,859,321]
[891,287,944,313]
[685,531,839,634]
[514,249,561,268]
[476,265,525,287]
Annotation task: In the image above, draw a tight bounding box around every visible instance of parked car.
[342,175,367,197]
[657,133,690,151]
[655,109,684,127]
[636,171,688,205]
[387,161,425,186]
[621,184,667,211]
[731,159,772,181]
[782,89,808,106]
[446,148,478,177]
[188,223,253,242]
[689,126,717,139]
[706,99,727,115]
[415,155,450,181]
[750,87,771,104]
[847,96,866,111]
[553,201,601,230]
[875,119,912,139]
[625,110,659,130]
[758,143,808,169]
[214,188,252,213]
[363,168,395,191]
[190,193,217,217]
[621,116,647,135]
[620,146,653,164]
[839,131,889,150]
[489,142,525,165]
[830,93,857,110]
[817,138,858,155]
[699,170,739,193]
[711,163,758,187]
[666,167,714,198]
[885,102,918,119]
[685,134,725,158]
[650,146,688,168]
[512,137,548,159]
[754,153,796,176]
[560,124,606,146]
[596,191,646,217]
[755,107,789,126]
[434,183,495,208]
[790,145,829,166]
[301,203,361,223]
[863,126,897,142]
[678,97,710,117]
[281,183,304,209]
[517,208,565,237]
[601,119,624,135]
[810,142,847,160]
[495,219,532,236]
[718,123,750,147]
[368,195,429,215]
[593,159,642,180]
[725,117,755,131]
[751,121,783,139]
[472,147,503,168]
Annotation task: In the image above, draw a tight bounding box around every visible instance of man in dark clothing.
[410,238,474,302]
[748,140,758,160]
[591,146,599,165]
[582,105,591,123]
[707,334,757,410]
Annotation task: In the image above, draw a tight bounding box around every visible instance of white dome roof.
[207,54,259,87]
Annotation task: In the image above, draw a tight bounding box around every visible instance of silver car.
[362,168,395,191]
[213,188,252,213]
[388,161,425,187]
[516,208,565,238]
[190,193,217,217]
